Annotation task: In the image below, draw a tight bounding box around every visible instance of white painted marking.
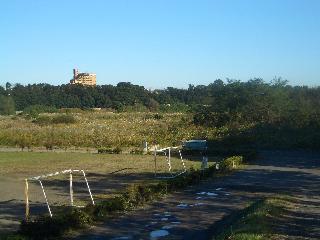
[197,191,218,196]
[177,203,188,208]
[162,225,174,229]
[194,202,205,206]
[111,237,131,240]
[196,196,202,200]
[150,230,169,238]
[161,217,168,221]
[207,192,218,196]
[216,188,223,191]
[196,192,207,195]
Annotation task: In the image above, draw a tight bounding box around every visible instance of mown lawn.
[0,151,203,178]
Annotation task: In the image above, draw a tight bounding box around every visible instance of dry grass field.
[0,112,221,150]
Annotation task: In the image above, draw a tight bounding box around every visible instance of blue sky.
[1,0,320,88]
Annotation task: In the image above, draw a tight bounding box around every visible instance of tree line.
[1,79,320,127]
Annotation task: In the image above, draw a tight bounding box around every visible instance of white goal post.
[153,146,187,179]
[25,169,94,219]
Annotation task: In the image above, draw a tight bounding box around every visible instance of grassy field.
[0,151,203,177]
[0,151,205,202]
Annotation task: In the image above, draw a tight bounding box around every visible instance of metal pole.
[81,170,95,205]
[168,148,172,173]
[39,180,52,217]
[25,179,29,220]
[70,172,73,206]
[179,150,187,171]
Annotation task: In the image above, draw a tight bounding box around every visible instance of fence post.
[154,147,157,177]
[70,172,73,206]
[25,179,29,220]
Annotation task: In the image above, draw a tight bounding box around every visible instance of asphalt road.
[70,150,320,240]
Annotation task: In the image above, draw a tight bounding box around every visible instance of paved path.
[70,150,320,240]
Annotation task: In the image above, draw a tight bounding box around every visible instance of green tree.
[0,95,15,115]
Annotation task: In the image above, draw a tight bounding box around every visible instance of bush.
[153,113,163,120]
[193,109,230,127]
[130,148,144,155]
[98,147,122,154]
[66,208,93,227]
[118,104,148,112]
[92,196,127,218]
[32,115,52,125]
[59,108,84,113]
[0,234,28,240]
[20,208,92,239]
[159,103,190,113]
[220,156,243,171]
[23,105,57,115]
[51,114,76,124]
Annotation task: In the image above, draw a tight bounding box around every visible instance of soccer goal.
[24,169,94,219]
[153,146,187,179]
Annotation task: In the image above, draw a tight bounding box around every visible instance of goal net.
[153,147,187,179]
[24,169,94,219]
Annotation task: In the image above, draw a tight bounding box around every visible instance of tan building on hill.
[70,68,96,86]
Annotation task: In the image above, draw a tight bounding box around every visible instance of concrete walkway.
[70,150,320,240]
